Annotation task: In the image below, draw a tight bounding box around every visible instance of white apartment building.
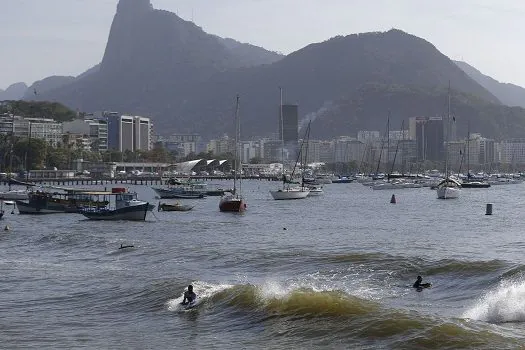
[62,118,108,151]
[0,115,62,146]
[498,139,525,165]
[334,137,366,163]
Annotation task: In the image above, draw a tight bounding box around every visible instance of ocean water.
[1,180,525,349]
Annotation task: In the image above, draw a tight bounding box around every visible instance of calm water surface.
[1,180,525,349]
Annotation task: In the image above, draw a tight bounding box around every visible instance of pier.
[1,175,281,187]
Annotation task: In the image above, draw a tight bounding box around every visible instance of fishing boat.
[16,188,109,214]
[270,88,309,200]
[219,95,247,212]
[158,202,194,212]
[80,188,150,221]
[437,84,461,199]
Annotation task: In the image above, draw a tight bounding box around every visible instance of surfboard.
[180,300,197,310]
[416,283,431,292]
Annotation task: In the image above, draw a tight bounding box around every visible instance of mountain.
[306,83,525,141]
[167,29,500,139]
[33,0,283,120]
[0,82,28,101]
[454,60,525,108]
[23,76,76,100]
[35,0,503,140]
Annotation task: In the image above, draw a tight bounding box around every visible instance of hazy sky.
[2,0,525,90]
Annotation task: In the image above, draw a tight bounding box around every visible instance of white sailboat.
[269,88,309,200]
[437,84,461,199]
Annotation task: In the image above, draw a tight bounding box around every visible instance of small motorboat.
[158,202,194,212]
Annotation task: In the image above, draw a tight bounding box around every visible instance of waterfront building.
[239,140,264,164]
[334,138,365,163]
[262,140,282,163]
[62,118,108,152]
[207,135,235,156]
[0,115,62,146]
[163,134,201,158]
[133,116,153,152]
[498,139,525,166]
[107,113,152,152]
[411,116,445,162]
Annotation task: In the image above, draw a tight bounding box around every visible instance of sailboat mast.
[387,110,390,180]
[467,119,470,179]
[279,87,285,189]
[233,95,240,195]
[237,95,242,197]
[445,82,451,178]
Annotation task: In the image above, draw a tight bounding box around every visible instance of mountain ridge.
[24,0,516,141]
[454,60,525,108]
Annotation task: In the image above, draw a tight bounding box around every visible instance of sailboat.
[269,88,310,200]
[219,95,247,212]
[436,84,461,199]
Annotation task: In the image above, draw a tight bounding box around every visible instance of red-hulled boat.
[219,95,247,213]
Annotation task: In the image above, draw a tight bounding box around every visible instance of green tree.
[13,138,47,170]
[249,156,263,164]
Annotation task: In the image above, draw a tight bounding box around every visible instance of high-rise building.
[133,116,152,151]
[107,113,152,152]
[412,117,444,162]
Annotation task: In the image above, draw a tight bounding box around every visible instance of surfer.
[119,243,134,249]
[413,276,431,291]
[181,285,197,305]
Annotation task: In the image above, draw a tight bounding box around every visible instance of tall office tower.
[107,114,134,152]
[412,117,445,162]
[133,116,152,151]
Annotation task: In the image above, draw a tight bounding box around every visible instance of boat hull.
[219,196,246,212]
[0,190,29,200]
[153,188,204,199]
[461,181,490,188]
[159,203,194,212]
[15,200,77,214]
[436,186,460,199]
[81,203,149,221]
[269,188,310,200]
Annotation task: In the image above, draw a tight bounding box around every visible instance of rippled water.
[2,180,525,349]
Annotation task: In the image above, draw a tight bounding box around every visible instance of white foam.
[463,279,525,323]
[167,281,233,311]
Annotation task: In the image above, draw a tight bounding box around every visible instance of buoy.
[4,225,10,231]
[485,203,493,215]
[390,194,396,204]
[283,227,287,230]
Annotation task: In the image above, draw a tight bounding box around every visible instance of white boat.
[80,188,150,221]
[436,178,461,199]
[270,187,310,200]
[269,88,310,200]
[0,189,29,200]
[306,185,323,196]
[437,84,460,200]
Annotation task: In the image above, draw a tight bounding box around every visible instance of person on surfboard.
[182,285,197,305]
[413,276,431,291]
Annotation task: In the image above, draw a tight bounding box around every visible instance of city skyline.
[2,0,525,89]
